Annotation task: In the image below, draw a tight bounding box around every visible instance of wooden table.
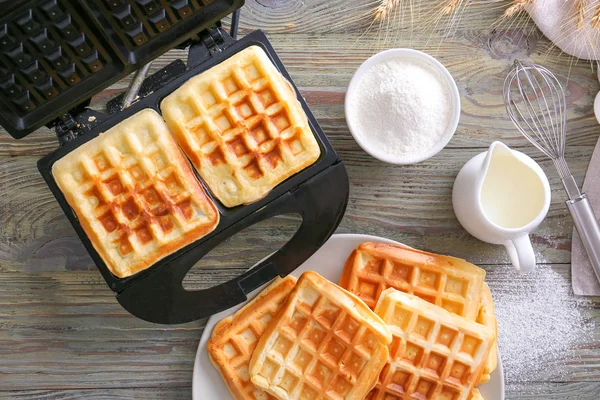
[1,1,599,398]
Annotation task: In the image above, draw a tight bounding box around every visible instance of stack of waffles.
[209,271,392,400]
[340,242,499,388]
[208,243,498,400]
[52,45,321,278]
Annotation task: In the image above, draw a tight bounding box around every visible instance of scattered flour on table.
[489,262,594,382]
[347,58,452,160]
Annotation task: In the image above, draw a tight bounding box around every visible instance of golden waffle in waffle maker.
[1,0,349,324]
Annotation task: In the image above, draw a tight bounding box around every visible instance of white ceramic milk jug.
[452,141,551,273]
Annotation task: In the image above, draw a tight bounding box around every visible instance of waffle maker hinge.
[187,26,236,68]
[51,100,108,146]
[54,112,84,146]
[187,9,240,67]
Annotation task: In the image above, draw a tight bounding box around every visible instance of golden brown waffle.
[208,276,297,400]
[370,288,495,400]
[161,46,321,208]
[52,109,220,278]
[339,243,486,320]
[249,271,392,400]
[477,283,498,384]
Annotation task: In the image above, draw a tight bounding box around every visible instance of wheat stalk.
[504,0,533,18]
[442,0,461,15]
[592,2,600,28]
[375,0,400,21]
[575,0,586,29]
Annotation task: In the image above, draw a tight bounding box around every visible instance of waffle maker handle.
[116,162,348,324]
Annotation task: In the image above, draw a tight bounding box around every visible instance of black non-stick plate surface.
[38,30,340,294]
[0,0,244,138]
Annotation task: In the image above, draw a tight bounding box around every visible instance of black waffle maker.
[1,0,349,324]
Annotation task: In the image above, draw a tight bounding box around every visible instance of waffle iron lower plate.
[38,30,349,324]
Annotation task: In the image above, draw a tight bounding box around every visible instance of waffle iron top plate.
[0,0,244,138]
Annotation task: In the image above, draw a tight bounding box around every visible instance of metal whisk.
[504,60,600,282]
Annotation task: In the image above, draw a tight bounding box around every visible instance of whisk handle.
[567,193,600,284]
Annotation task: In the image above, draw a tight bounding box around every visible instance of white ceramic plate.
[193,233,505,399]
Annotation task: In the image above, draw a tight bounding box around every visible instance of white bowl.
[344,48,461,165]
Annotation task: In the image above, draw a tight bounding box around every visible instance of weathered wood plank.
[0,144,590,274]
[0,388,192,399]
[0,0,599,397]
[505,382,600,399]
[0,264,598,390]
[0,33,598,154]
[1,381,600,399]
[233,0,533,35]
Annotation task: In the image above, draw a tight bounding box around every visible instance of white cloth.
[527,0,600,61]
[571,137,600,295]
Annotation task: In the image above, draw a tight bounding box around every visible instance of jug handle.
[505,235,536,274]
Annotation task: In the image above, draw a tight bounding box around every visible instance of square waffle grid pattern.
[370,289,495,400]
[161,45,321,208]
[250,272,391,400]
[51,109,219,278]
[91,0,218,50]
[340,243,485,320]
[208,277,297,400]
[0,1,110,116]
